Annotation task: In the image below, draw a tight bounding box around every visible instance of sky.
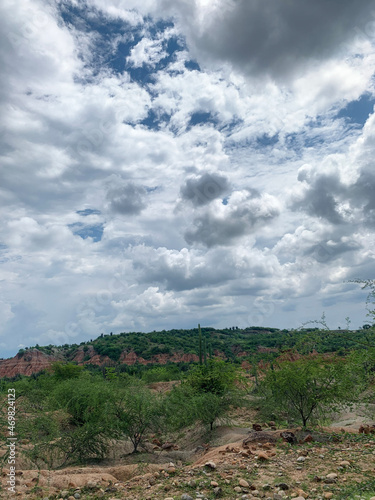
[1,0,375,358]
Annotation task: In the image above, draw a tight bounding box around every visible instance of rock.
[181,495,194,500]
[253,423,263,431]
[302,434,313,443]
[187,480,196,487]
[211,481,219,487]
[162,442,177,450]
[234,486,242,492]
[204,461,217,469]
[86,481,98,489]
[257,451,269,461]
[326,473,338,480]
[239,479,250,488]
[0,349,55,378]
[339,460,350,467]
[280,431,297,444]
[359,424,375,434]
[276,490,286,498]
[268,421,276,427]
[74,494,81,499]
[263,484,272,490]
[276,483,289,490]
[324,494,334,499]
[296,489,308,498]
[296,456,306,462]
[324,473,338,484]
[273,495,283,500]
[164,498,174,500]
[60,492,70,499]
[213,486,222,497]
[324,478,337,484]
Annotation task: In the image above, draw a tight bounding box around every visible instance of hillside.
[0,325,370,379]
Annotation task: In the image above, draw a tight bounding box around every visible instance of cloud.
[184,190,280,247]
[127,36,168,68]
[170,0,373,80]
[106,182,147,215]
[1,0,375,358]
[290,113,375,229]
[179,172,230,206]
[291,167,346,225]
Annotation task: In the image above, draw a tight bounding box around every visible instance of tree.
[114,382,162,453]
[258,355,356,428]
[50,375,118,463]
[166,360,246,431]
[187,359,238,396]
[51,362,84,380]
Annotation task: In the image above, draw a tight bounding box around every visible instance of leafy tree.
[51,362,84,380]
[258,355,356,428]
[186,359,239,396]
[49,375,118,463]
[193,391,234,431]
[163,383,197,431]
[165,360,246,431]
[114,382,162,452]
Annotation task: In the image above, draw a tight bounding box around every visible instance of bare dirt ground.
[1,406,375,500]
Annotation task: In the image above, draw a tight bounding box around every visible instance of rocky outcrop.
[0,345,229,378]
[0,350,57,378]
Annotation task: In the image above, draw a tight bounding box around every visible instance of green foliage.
[51,362,84,381]
[257,355,357,428]
[94,342,122,361]
[114,381,162,452]
[34,375,118,464]
[141,364,180,383]
[164,360,246,431]
[186,360,239,396]
[163,383,197,431]
[193,391,233,430]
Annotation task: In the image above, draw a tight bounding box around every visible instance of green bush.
[257,355,357,428]
[114,381,163,452]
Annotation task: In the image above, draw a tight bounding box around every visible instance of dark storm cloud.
[349,170,375,227]
[107,183,147,215]
[307,238,362,264]
[292,172,345,224]
[184,192,280,247]
[179,0,372,79]
[185,212,247,247]
[180,172,230,206]
[292,166,375,227]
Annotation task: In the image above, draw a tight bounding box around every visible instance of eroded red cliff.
[0,350,57,378]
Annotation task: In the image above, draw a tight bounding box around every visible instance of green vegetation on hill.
[1,322,375,471]
[19,323,375,366]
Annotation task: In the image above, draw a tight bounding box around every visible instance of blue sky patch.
[189,112,218,128]
[140,109,171,130]
[337,93,375,125]
[256,134,279,147]
[69,223,104,242]
[185,60,200,71]
[58,3,186,84]
[76,209,102,216]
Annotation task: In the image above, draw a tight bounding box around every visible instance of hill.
[0,325,369,379]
